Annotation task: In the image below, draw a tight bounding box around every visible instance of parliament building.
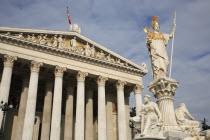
[0,26,147,140]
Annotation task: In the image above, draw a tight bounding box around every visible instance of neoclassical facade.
[0,27,147,140]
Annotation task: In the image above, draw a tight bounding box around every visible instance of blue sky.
[0,0,210,121]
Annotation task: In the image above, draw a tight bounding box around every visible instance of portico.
[0,27,147,140]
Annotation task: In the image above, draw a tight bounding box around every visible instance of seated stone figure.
[141,95,163,137]
[130,95,164,139]
[175,103,200,128]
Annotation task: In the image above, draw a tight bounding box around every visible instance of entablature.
[0,27,148,79]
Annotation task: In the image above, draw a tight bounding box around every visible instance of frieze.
[0,32,133,66]
[0,31,147,76]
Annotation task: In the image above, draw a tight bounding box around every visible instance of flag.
[67,7,71,24]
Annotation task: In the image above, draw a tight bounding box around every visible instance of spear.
[169,11,176,78]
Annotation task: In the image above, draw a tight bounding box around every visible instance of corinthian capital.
[4,54,17,67]
[134,84,144,94]
[97,76,108,86]
[116,80,127,91]
[54,66,67,77]
[77,71,88,82]
[30,61,43,72]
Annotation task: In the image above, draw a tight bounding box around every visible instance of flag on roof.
[67,7,71,24]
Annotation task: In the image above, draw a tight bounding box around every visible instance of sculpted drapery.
[144,16,175,79]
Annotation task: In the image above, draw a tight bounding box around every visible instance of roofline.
[0,26,148,74]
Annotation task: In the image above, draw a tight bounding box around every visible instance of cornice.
[0,29,148,76]
[0,27,148,71]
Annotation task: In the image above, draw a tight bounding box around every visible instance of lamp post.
[129,119,135,139]
[0,100,13,138]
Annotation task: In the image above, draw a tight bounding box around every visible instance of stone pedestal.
[148,77,178,129]
[163,130,189,140]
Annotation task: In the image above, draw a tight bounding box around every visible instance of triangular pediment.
[0,27,147,76]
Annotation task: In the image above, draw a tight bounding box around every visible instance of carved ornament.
[30,61,43,72]
[149,77,178,99]
[76,71,88,82]
[116,80,127,91]
[97,76,108,86]
[134,84,143,94]
[54,66,67,77]
[0,32,134,68]
[3,54,17,67]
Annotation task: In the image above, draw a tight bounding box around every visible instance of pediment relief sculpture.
[0,31,137,69]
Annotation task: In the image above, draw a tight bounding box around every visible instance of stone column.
[15,76,29,140]
[134,84,143,116]
[85,82,94,140]
[33,117,41,140]
[64,79,76,140]
[116,80,127,140]
[40,81,54,140]
[11,116,18,140]
[22,61,43,140]
[50,66,67,140]
[97,76,108,140]
[112,94,118,140]
[125,92,131,140]
[149,77,178,128]
[106,89,113,140]
[93,119,98,140]
[75,71,88,140]
[0,54,17,126]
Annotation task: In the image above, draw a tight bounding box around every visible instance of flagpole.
[169,11,176,78]
[66,7,69,31]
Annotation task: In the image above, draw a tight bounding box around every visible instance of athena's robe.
[147,33,170,78]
